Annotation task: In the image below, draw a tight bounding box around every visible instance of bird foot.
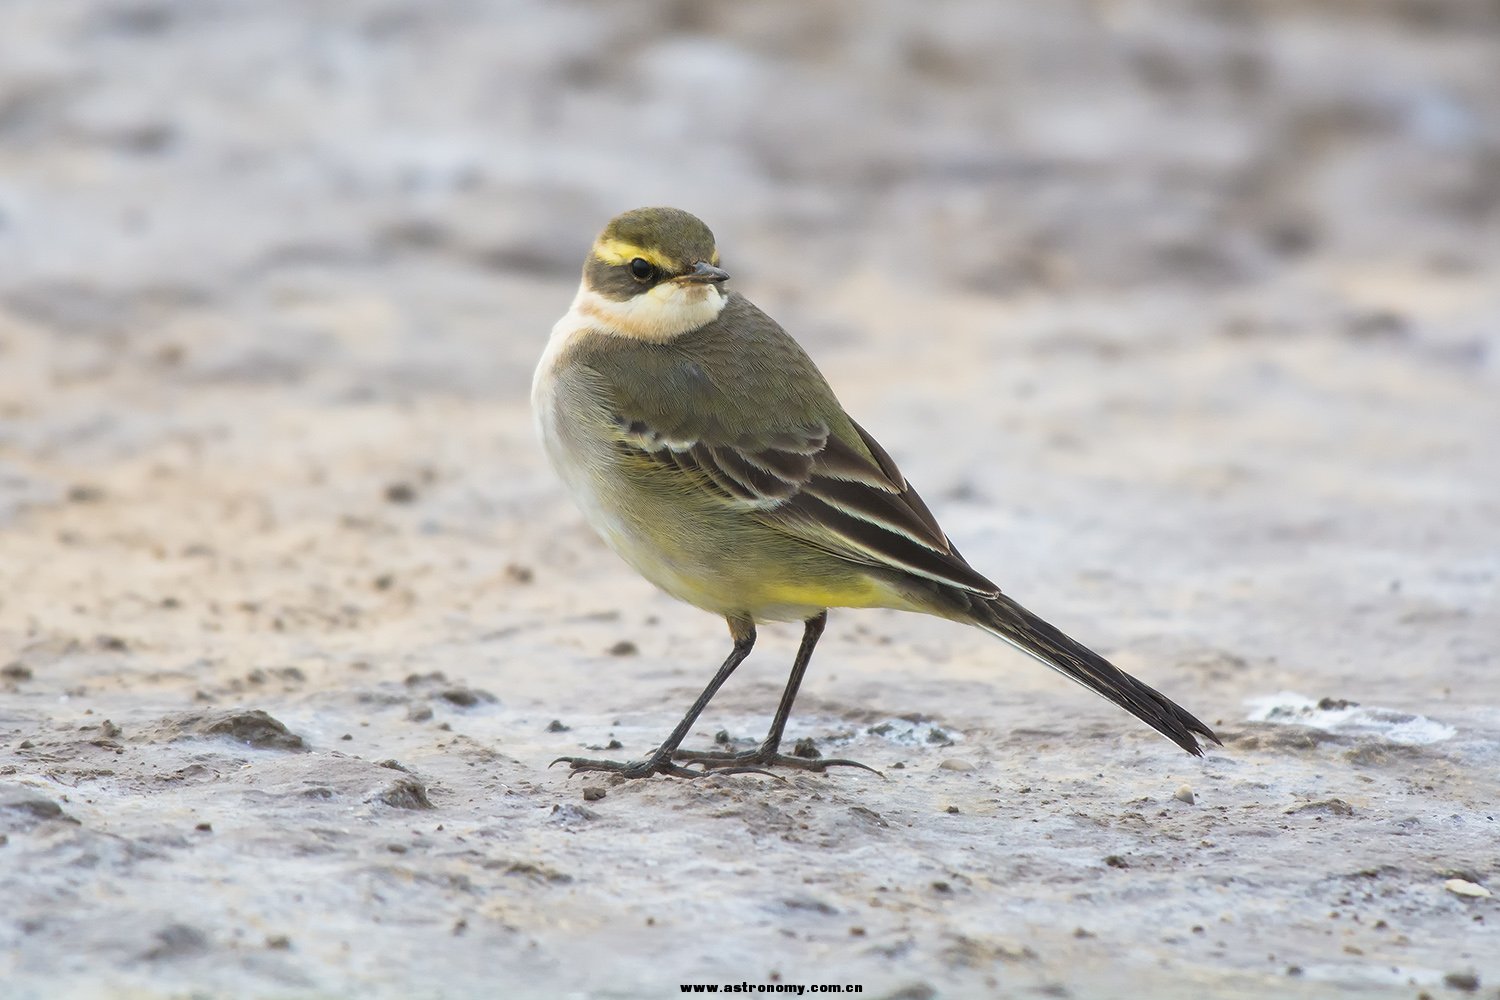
[672,746,883,777]
[550,754,783,780]
[551,754,707,779]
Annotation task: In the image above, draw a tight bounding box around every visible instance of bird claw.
[548,751,847,782]
[551,755,712,779]
[672,747,884,778]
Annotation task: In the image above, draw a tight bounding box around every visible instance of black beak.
[680,261,730,284]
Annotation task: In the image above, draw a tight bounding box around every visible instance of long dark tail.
[960,591,1220,756]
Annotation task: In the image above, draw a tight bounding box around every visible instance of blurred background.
[1,0,1496,392]
[2,2,1498,998]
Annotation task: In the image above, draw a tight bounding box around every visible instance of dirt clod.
[66,484,107,503]
[375,777,433,810]
[142,924,208,961]
[1286,798,1354,817]
[0,790,75,828]
[176,709,307,750]
[438,687,496,708]
[1442,970,1479,992]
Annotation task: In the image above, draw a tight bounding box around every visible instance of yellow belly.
[657,561,894,623]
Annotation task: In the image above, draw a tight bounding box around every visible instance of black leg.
[554,616,758,779]
[756,610,826,755]
[674,611,879,776]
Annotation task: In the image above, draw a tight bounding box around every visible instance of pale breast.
[533,323,625,546]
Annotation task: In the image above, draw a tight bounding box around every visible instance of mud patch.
[0,786,78,829]
[144,709,307,751]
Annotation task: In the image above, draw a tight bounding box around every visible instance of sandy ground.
[2,2,1499,998]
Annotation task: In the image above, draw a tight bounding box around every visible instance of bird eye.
[629,258,655,282]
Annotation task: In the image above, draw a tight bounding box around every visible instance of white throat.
[568,280,728,343]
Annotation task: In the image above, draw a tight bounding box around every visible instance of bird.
[532,206,1218,779]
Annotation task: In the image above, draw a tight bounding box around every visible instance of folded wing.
[612,413,1000,597]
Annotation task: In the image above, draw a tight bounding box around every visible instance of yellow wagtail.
[533,207,1218,778]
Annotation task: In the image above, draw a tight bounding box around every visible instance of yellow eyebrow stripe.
[593,238,674,272]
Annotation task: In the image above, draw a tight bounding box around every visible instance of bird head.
[577,207,731,341]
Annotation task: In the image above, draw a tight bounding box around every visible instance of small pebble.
[546,719,570,732]
[1174,784,1195,805]
[582,786,606,801]
[1442,970,1479,992]
[945,805,959,814]
[440,687,493,708]
[1444,878,1492,898]
[939,758,974,772]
